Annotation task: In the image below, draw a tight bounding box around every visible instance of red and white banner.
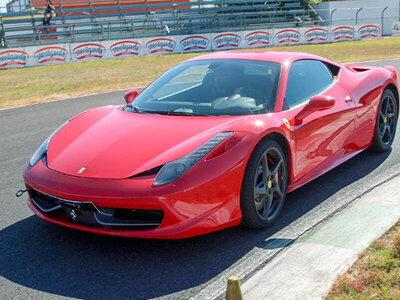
[393,22,400,37]
[109,41,142,57]
[0,24,383,69]
[274,28,302,45]
[34,46,68,64]
[72,43,106,61]
[243,30,273,47]
[302,27,329,44]
[101,39,143,59]
[212,33,242,50]
[355,24,381,40]
[330,26,355,42]
[0,50,29,68]
[144,38,176,55]
[177,35,211,52]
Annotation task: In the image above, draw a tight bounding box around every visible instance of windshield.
[129,59,281,116]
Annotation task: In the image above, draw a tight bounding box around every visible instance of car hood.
[47,106,245,179]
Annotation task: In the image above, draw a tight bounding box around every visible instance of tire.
[240,139,288,228]
[370,89,398,152]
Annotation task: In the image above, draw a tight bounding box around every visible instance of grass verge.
[1,37,400,109]
[326,221,400,299]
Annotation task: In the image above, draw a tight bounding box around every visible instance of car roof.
[187,51,339,66]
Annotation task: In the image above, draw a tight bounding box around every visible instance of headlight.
[29,121,69,167]
[153,132,233,186]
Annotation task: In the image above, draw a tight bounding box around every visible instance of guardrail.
[1,3,398,49]
[1,0,318,48]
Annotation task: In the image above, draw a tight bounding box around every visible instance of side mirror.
[295,95,335,124]
[124,89,138,105]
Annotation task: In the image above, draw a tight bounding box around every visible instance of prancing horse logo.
[70,209,77,221]
[77,167,86,174]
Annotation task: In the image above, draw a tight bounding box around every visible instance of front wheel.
[370,89,398,152]
[240,139,288,228]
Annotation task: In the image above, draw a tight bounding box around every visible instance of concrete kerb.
[193,164,400,300]
[220,172,400,300]
[241,174,400,299]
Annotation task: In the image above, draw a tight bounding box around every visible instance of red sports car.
[23,51,398,239]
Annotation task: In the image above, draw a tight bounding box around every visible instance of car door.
[284,59,357,185]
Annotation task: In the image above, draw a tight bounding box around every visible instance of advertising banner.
[31,45,69,66]
[393,21,400,37]
[274,28,302,45]
[211,32,243,50]
[176,34,212,53]
[101,39,144,59]
[330,25,355,42]
[0,24,386,69]
[70,42,106,62]
[302,26,329,44]
[242,30,274,48]
[0,49,29,68]
[143,37,177,55]
[355,24,381,40]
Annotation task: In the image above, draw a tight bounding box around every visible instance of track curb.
[193,165,400,300]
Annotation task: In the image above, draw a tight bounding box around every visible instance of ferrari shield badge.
[77,167,86,174]
[282,118,291,130]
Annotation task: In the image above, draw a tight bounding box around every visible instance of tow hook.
[16,188,31,198]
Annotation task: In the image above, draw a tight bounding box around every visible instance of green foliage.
[394,232,400,257]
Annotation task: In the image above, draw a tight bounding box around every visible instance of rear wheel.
[370,89,398,152]
[240,139,288,228]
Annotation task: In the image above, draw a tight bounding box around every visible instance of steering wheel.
[237,88,267,106]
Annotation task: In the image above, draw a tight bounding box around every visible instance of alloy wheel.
[253,147,286,222]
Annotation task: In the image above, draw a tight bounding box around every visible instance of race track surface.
[1,59,400,299]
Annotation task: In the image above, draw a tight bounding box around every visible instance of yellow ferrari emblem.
[282,118,291,130]
[77,167,86,174]
[384,117,388,124]
[268,180,272,189]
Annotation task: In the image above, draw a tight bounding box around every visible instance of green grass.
[1,37,400,109]
[325,221,400,299]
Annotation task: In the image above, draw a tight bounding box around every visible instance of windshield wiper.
[132,105,142,113]
[140,109,212,116]
[126,104,142,113]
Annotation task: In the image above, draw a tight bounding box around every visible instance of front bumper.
[23,135,254,239]
[29,188,164,230]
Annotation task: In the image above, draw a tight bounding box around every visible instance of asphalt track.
[1,59,400,300]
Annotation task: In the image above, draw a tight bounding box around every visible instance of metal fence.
[0,0,321,48]
[0,1,398,48]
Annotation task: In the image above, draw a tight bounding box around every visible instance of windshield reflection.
[128,59,281,116]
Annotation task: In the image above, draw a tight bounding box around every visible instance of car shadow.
[0,148,392,299]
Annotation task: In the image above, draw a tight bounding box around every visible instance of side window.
[284,60,333,110]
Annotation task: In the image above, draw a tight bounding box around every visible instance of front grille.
[29,188,163,230]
